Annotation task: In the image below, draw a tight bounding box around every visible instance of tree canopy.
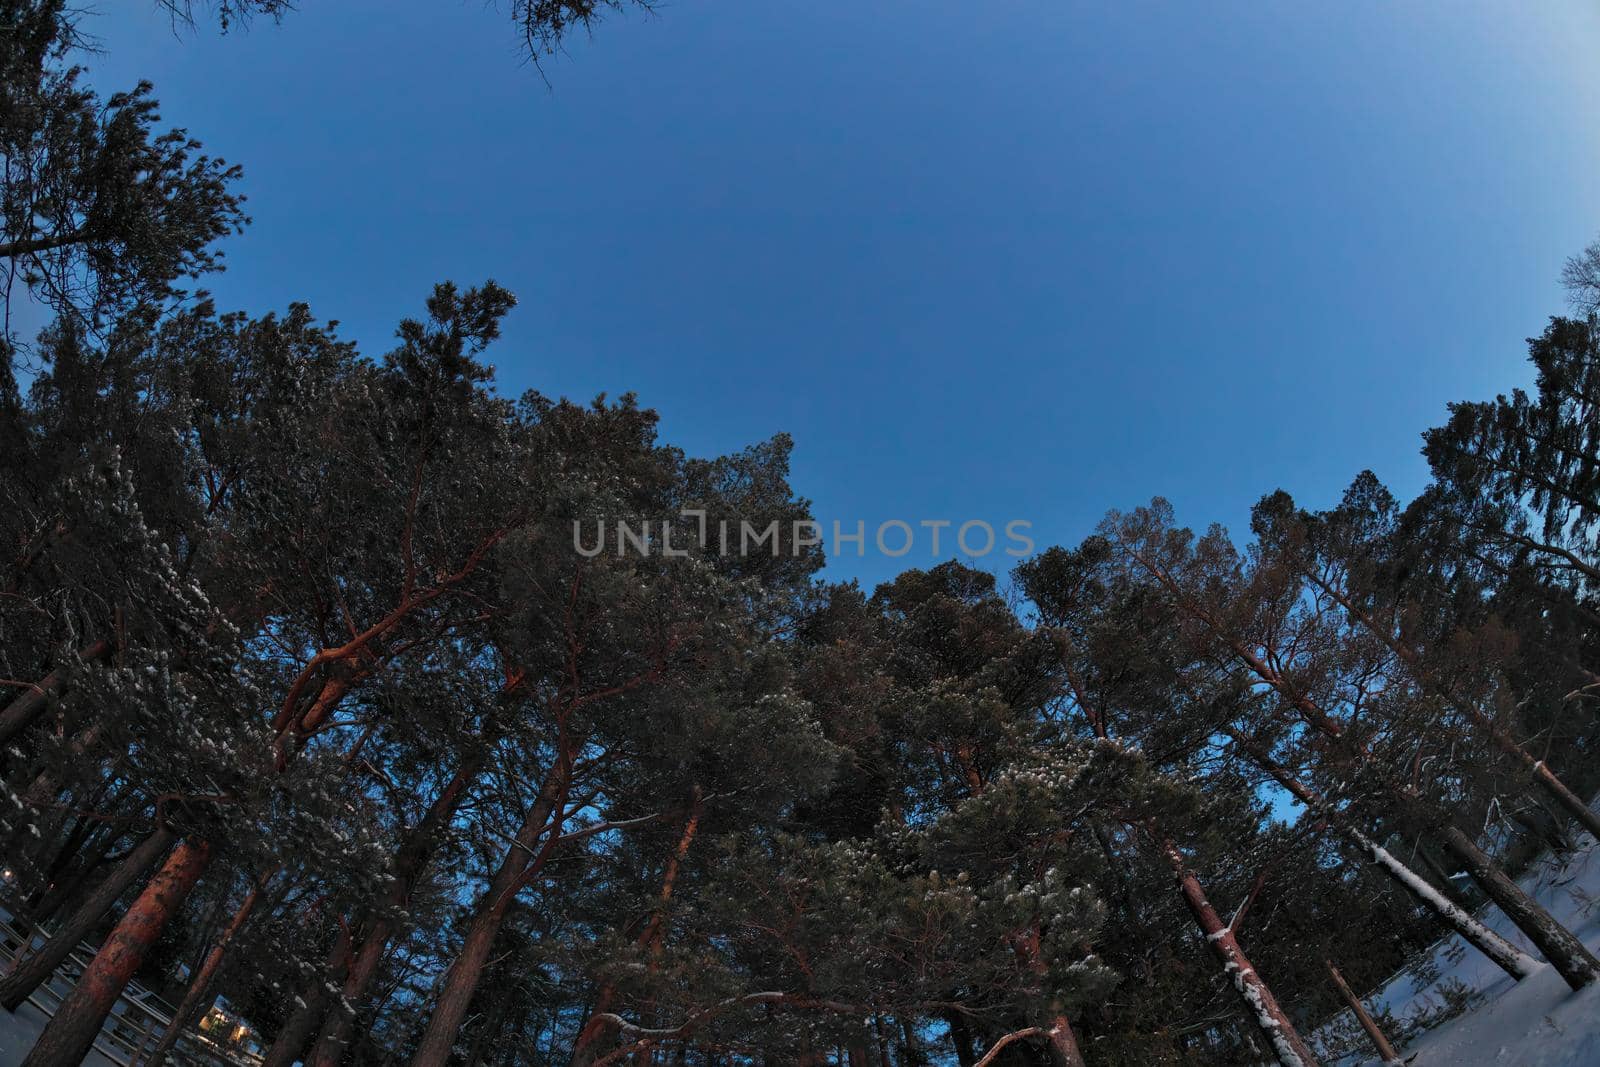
[3,4,1599,1067]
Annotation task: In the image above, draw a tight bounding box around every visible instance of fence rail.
[0,906,263,1067]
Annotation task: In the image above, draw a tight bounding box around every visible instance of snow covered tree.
[1094,500,1599,992]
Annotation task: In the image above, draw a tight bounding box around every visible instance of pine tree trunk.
[1301,570,1600,844]
[1161,840,1320,1067]
[1040,1015,1086,1067]
[1010,927,1087,1067]
[1437,823,1600,989]
[17,719,109,823]
[1355,827,1539,980]
[872,1015,894,1067]
[1,722,112,872]
[1521,754,1600,844]
[1223,727,1540,981]
[0,827,177,1012]
[1324,961,1402,1067]
[0,639,111,746]
[27,828,116,928]
[460,977,517,1067]
[409,759,569,1067]
[298,916,401,1066]
[18,811,97,918]
[943,1013,977,1067]
[140,877,265,1067]
[304,756,482,1067]
[901,1018,925,1066]
[259,925,354,1067]
[571,788,703,1067]
[407,858,528,1065]
[19,837,211,1067]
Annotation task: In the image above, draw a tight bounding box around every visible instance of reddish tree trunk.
[1041,1015,1087,1067]
[140,876,266,1067]
[303,756,483,1067]
[0,828,177,1012]
[20,718,109,813]
[1161,839,1320,1067]
[259,924,354,1067]
[1325,961,1402,1067]
[1520,751,1600,844]
[571,790,704,1067]
[19,837,211,1067]
[408,758,570,1067]
[1014,928,1087,1067]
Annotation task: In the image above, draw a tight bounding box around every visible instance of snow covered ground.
[0,998,115,1066]
[2,840,1597,1066]
[1316,830,1600,1067]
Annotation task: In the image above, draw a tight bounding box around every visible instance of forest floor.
[1316,824,1600,1066]
[0,997,115,1066]
[1,833,1597,1066]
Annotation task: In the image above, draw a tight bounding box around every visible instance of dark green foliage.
[6,9,1600,1065]
[0,0,246,325]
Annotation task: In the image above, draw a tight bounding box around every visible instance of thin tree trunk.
[304,755,484,1067]
[0,639,111,746]
[140,875,267,1067]
[943,1012,976,1067]
[1324,961,1402,1067]
[1436,822,1599,990]
[1301,566,1600,843]
[0,827,176,1012]
[19,810,98,916]
[259,924,354,1067]
[901,1017,924,1067]
[409,757,570,1067]
[11,727,114,879]
[571,787,703,1067]
[1160,839,1320,1067]
[19,837,211,1067]
[27,828,117,928]
[17,718,110,821]
[872,1015,893,1067]
[460,977,517,1067]
[1224,727,1539,981]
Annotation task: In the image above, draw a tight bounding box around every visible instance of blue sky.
[76,0,1600,590]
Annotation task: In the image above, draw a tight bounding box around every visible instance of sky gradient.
[75,0,1600,590]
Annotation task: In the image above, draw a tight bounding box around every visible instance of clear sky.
[75,0,1600,591]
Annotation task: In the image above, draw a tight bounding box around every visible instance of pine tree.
[0,0,245,328]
